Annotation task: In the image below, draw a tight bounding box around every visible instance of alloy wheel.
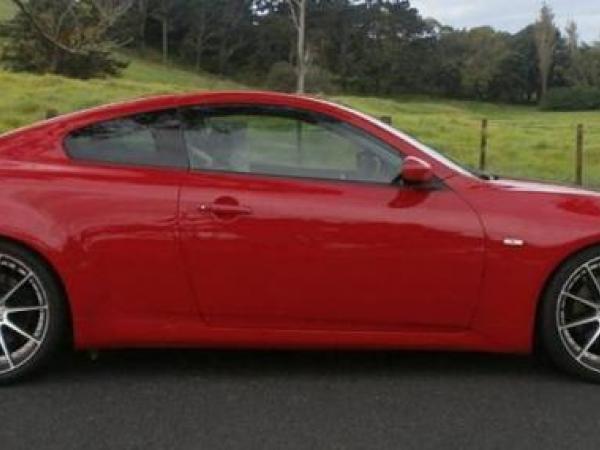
[557,257,600,374]
[0,254,49,376]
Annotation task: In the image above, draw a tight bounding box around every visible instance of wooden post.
[576,124,584,186]
[479,119,488,171]
[379,116,392,125]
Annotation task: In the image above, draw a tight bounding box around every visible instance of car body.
[2,91,600,381]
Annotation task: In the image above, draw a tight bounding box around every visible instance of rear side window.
[65,109,187,169]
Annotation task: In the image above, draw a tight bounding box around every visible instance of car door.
[63,108,198,321]
[178,105,484,331]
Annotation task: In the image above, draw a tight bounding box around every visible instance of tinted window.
[66,109,187,169]
[181,106,402,183]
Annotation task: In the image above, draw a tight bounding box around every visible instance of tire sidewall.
[541,246,600,383]
[0,242,67,385]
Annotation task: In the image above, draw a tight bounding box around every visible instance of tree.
[150,0,176,64]
[347,0,433,94]
[285,0,308,93]
[534,3,558,99]
[565,20,578,55]
[213,0,254,75]
[180,1,215,72]
[459,27,512,100]
[136,0,150,52]
[1,0,133,78]
[494,26,540,102]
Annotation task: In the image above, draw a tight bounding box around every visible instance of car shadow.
[39,348,572,385]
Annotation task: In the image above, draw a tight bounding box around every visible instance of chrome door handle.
[198,203,253,216]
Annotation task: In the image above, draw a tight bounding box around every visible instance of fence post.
[479,118,488,172]
[379,116,392,125]
[576,124,584,186]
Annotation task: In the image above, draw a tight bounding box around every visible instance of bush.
[266,61,338,94]
[540,87,600,111]
[0,0,128,79]
[266,61,296,92]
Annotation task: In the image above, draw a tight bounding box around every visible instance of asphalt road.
[1,349,599,450]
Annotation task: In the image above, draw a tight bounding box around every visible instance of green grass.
[0,55,244,132]
[0,45,599,186]
[0,0,15,21]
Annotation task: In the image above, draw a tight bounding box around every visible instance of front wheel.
[0,243,67,384]
[541,246,600,382]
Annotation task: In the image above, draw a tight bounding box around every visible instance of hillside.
[0,55,245,132]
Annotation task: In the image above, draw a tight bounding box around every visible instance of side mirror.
[401,156,434,185]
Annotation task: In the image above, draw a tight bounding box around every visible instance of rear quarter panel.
[0,130,197,347]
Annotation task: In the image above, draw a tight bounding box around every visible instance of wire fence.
[380,115,600,188]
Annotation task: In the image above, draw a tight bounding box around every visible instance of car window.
[180,106,402,184]
[65,109,187,169]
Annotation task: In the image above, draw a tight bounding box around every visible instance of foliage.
[266,61,296,92]
[0,0,130,78]
[566,44,600,88]
[540,86,600,111]
[1,0,600,107]
[534,3,558,99]
[266,60,337,93]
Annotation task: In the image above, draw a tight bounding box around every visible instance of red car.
[0,91,599,383]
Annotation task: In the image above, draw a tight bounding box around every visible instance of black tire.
[540,246,600,383]
[0,241,68,384]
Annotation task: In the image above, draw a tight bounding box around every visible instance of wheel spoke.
[0,327,14,369]
[561,316,599,330]
[0,255,48,375]
[562,292,599,310]
[4,320,40,345]
[578,324,600,360]
[0,273,32,307]
[585,265,600,300]
[6,305,48,315]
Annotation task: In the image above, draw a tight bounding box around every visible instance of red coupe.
[1,91,599,383]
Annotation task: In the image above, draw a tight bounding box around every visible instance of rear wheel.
[0,242,66,384]
[541,247,600,382]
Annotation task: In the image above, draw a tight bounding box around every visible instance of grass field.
[0,55,243,132]
[0,0,599,186]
